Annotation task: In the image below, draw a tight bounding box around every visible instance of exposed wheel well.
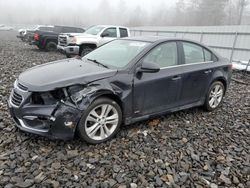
[45,39,57,46]
[212,78,227,93]
[95,94,123,113]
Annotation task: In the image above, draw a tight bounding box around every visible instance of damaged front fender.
[50,101,82,140]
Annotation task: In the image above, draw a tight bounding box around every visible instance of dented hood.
[18,58,117,92]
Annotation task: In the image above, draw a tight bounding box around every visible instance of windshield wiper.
[87,58,109,69]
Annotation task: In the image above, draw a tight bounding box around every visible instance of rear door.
[178,41,215,105]
[119,27,129,38]
[133,41,183,116]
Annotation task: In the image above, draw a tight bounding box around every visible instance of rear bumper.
[57,45,79,56]
[8,88,82,140]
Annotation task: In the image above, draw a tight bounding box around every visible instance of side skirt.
[125,100,204,125]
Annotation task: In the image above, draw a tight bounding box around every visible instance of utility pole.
[238,0,246,25]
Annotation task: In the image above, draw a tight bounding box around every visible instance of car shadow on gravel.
[12,105,206,147]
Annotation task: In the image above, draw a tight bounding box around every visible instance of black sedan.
[8,37,232,144]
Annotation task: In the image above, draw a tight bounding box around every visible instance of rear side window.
[144,42,178,68]
[119,28,128,38]
[183,42,204,64]
[204,48,218,62]
[204,49,212,61]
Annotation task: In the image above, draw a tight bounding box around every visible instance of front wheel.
[66,54,72,58]
[204,81,225,111]
[80,46,93,57]
[77,98,122,144]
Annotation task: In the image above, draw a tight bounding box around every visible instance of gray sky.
[0,0,249,26]
[0,0,176,26]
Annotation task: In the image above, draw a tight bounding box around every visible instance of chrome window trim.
[160,61,214,70]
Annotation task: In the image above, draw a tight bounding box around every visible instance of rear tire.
[77,97,122,144]
[45,41,57,52]
[204,81,225,111]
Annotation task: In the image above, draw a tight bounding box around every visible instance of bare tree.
[237,0,249,24]
[192,0,229,26]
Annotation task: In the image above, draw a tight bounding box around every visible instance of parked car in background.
[17,28,27,41]
[57,25,130,58]
[17,25,54,42]
[31,25,85,51]
[0,24,13,31]
[8,37,232,144]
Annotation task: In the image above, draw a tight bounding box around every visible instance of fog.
[0,0,249,27]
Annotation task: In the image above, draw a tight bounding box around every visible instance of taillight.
[34,33,39,41]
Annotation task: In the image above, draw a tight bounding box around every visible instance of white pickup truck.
[57,25,130,58]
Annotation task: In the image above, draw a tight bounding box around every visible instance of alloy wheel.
[84,104,119,141]
[208,84,224,108]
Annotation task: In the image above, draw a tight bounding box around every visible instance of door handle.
[204,70,212,74]
[171,75,181,81]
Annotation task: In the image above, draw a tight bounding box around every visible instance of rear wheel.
[77,98,122,144]
[80,46,93,57]
[204,81,225,111]
[45,41,57,52]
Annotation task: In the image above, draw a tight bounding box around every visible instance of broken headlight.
[68,85,96,103]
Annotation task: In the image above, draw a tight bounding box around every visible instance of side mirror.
[137,62,160,73]
[101,33,109,37]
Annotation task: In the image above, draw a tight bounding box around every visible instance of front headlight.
[69,36,77,44]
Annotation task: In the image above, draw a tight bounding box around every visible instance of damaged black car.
[8,37,232,144]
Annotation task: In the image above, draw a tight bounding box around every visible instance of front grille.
[11,90,23,107]
[58,36,67,46]
[17,82,28,91]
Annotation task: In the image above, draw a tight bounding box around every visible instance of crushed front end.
[8,80,82,140]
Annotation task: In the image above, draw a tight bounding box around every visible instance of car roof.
[122,36,221,58]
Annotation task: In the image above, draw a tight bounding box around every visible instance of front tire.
[80,46,93,57]
[66,54,72,58]
[204,81,225,111]
[77,98,122,144]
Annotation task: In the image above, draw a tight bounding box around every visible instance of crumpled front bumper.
[8,87,82,140]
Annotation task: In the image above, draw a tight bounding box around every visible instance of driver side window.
[143,42,178,68]
[102,28,117,38]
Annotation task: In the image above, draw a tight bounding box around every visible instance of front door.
[133,42,183,116]
[99,27,117,46]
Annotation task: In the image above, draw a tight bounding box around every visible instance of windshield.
[83,40,150,68]
[84,26,105,35]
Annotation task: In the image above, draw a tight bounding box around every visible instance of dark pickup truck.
[31,26,85,51]
[17,25,54,42]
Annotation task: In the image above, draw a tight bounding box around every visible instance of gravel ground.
[0,31,249,188]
